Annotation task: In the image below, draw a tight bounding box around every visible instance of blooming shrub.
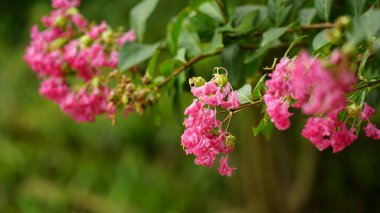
[24,0,380,176]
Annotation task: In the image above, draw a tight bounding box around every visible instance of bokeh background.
[1,0,380,212]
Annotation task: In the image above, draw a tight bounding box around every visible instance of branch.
[158,50,223,88]
[354,79,380,91]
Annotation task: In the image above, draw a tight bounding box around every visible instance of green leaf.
[299,8,317,25]
[245,47,269,64]
[312,30,330,52]
[203,31,224,54]
[284,35,308,57]
[198,1,225,23]
[267,0,292,26]
[252,113,270,136]
[237,84,253,104]
[234,10,258,35]
[159,48,186,76]
[252,74,267,98]
[222,44,242,86]
[314,0,332,21]
[167,9,189,55]
[358,49,371,80]
[130,0,159,42]
[261,27,289,47]
[118,42,160,72]
[348,0,366,16]
[179,27,202,58]
[146,50,160,78]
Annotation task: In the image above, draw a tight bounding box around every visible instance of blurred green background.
[1,0,380,212]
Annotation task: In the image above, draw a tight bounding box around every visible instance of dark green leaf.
[314,0,332,21]
[267,0,292,26]
[252,113,270,136]
[146,50,160,78]
[252,74,267,98]
[198,1,225,23]
[245,47,269,64]
[130,0,159,42]
[348,0,366,16]
[237,84,253,104]
[119,42,160,72]
[167,9,189,55]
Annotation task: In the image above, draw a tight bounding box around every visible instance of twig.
[158,50,222,88]
[354,79,380,91]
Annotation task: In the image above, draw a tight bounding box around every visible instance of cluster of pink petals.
[182,80,239,176]
[24,0,135,122]
[264,51,365,152]
[362,104,380,140]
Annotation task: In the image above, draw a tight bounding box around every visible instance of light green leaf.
[179,27,202,58]
[118,42,160,72]
[237,84,253,104]
[198,1,225,23]
[252,74,267,98]
[146,49,160,78]
[130,0,159,42]
[312,30,330,51]
[252,113,269,136]
[314,0,332,21]
[167,9,189,55]
[299,8,317,25]
[261,27,289,47]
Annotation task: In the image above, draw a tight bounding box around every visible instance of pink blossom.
[361,103,376,120]
[88,21,108,40]
[331,125,357,153]
[39,77,69,102]
[52,0,80,9]
[264,95,292,130]
[117,30,136,46]
[302,117,334,151]
[364,123,380,140]
[218,156,235,177]
[71,14,88,29]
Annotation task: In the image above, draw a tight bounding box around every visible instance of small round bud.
[214,74,228,87]
[347,103,361,117]
[189,77,206,87]
[342,43,356,56]
[224,134,236,149]
[67,7,79,15]
[53,16,67,28]
[101,30,113,43]
[79,35,91,47]
[50,37,68,50]
[336,16,351,27]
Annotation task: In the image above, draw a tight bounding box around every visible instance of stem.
[217,100,262,114]
[225,111,233,131]
[354,79,380,91]
[158,50,222,88]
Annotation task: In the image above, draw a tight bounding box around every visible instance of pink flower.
[302,117,334,151]
[117,30,136,46]
[88,21,108,40]
[361,103,376,120]
[52,0,80,9]
[364,123,380,140]
[39,77,69,102]
[218,156,235,177]
[264,95,292,130]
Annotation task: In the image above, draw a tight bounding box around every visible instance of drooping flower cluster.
[181,74,240,176]
[24,0,135,122]
[263,50,370,152]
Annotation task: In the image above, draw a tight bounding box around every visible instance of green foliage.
[314,0,332,21]
[119,42,160,72]
[237,84,253,104]
[130,0,159,42]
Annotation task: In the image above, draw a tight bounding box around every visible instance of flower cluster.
[263,50,372,152]
[24,0,135,122]
[181,74,240,176]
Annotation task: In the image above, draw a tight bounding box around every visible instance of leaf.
[203,31,224,54]
[159,48,186,76]
[261,27,289,47]
[252,113,270,136]
[299,8,317,25]
[348,0,366,16]
[312,30,330,51]
[252,74,267,98]
[314,0,332,21]
[130,0,159,42]
[267,0,292,26]
[234,11,258,35]
[167,9,189,55]
[237,84,253,104]
[358,49,371,80]
[284,35,308,57]
[198,1,225,23]
[179,27,202,58]
[245,47,269,64]
[222,44,242,86]
[118,42,160,72]
[146,50,160,78]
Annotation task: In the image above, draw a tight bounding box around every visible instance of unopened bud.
[214,74,228,87]
[347,103,360,117]
[224,134,236,149]
[79,35,91,47]
[53,16,67,28]
[67,7,79,15]
[101,30,113,43]
[336,16,351,28]
[50,37,68,50]
[189,77,206,87]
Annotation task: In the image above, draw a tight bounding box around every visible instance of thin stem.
[158,50,222,88]
[217,100,262,114]
[354,79,380,91]
[225,111,233,131]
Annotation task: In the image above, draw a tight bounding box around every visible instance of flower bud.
[79,35,91,47]
[101,30,113,43]
[336,16,351,28]
[50,38,68,50]
[224,134,236,149]
[53,16,67,28]
[214,74,228,87]
[189,77,206,87]
[67,7,79,15]
[347,103,360,117]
